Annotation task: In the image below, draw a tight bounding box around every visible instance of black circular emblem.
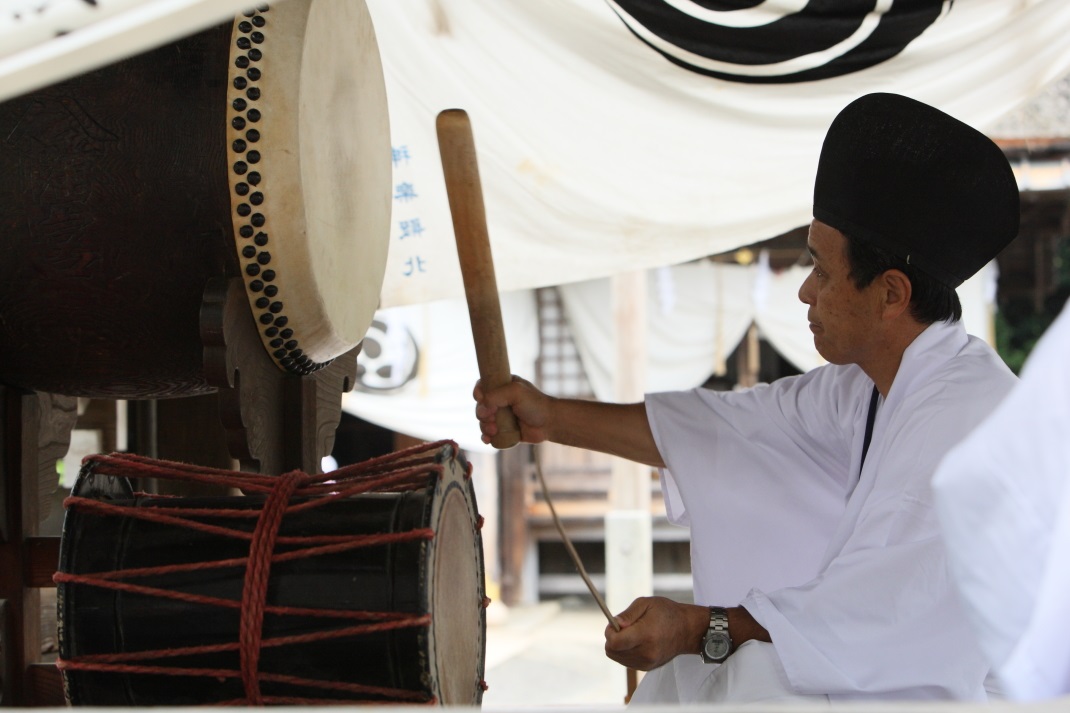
[354,318,420,393]
[606,0,950,83]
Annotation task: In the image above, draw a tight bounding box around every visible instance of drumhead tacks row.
[226,0,391,376]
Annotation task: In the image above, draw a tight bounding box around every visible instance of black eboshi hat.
[813,93,1020,288]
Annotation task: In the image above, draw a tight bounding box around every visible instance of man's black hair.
[843,233,962,325]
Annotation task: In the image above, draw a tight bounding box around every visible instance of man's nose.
[798,272,814,304]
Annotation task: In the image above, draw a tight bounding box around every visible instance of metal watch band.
[708,606,729,637]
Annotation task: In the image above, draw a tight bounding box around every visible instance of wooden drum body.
[0,0,390,397]
[56,443,486,706]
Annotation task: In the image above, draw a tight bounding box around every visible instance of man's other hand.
[604,597,709,671]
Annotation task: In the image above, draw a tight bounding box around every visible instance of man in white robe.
[933,301,1070,700]
[474,93,1020,702]
[634,308,1014,702]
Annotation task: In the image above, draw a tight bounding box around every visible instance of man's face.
[797,219,884,366]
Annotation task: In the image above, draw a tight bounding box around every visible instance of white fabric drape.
[934,302,1070,701]
[557,259,996,401]
[365,0,1070,308]
[559,262,756,400]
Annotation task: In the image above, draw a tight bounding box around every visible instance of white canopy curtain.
[348,0,1045,450]
[365,0,1070,309]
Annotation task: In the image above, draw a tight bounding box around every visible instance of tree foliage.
[996,238,1070,374]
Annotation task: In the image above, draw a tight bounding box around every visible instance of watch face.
[704,635,731,661]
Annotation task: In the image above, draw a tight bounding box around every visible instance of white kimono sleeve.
[646,364,865,605]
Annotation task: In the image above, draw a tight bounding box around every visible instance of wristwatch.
[700,606,732,664]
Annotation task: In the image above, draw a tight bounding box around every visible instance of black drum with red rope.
[56,441,486,706]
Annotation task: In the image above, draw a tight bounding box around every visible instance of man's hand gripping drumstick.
[436,109,620,631]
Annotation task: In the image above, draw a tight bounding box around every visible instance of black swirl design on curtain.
[606,0,950,83]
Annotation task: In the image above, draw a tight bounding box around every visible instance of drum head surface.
[431,485,486,704]
[226,0,391,374]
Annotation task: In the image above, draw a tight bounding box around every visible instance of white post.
[605,270,653,616]
[470,450,507,622]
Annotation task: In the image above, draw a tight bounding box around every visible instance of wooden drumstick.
[436,109,521,450]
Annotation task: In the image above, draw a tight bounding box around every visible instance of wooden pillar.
[0,388,75,707]
[154,394,235,496]
[498,443,531,606]
[126,399,158,460]
[736,322,761,389]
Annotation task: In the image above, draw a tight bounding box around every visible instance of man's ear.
[881,269,913,321]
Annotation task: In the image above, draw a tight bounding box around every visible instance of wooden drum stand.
[0,0,390,704]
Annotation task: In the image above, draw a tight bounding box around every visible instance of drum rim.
[424,456,487,705]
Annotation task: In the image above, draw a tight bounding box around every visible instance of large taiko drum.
[0,0,390,397]
[56,442,487,706]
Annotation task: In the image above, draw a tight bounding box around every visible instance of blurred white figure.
[933,301,1070,700]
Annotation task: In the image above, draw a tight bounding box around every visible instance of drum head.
[226,0,391,375]
[430,483,487,704]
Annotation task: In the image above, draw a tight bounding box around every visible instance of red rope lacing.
[56,439,464,705]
